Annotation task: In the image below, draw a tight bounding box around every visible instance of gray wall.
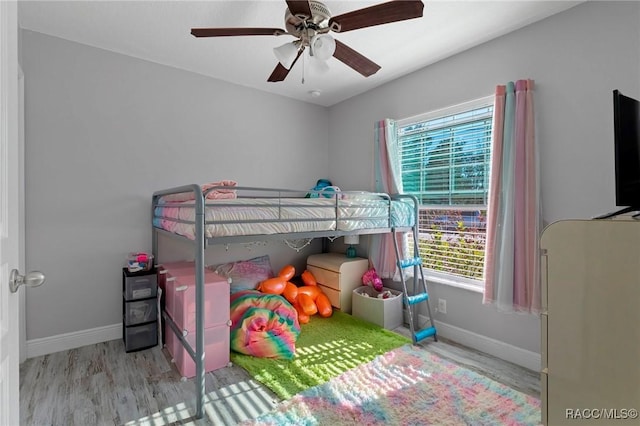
[22,30,329,340]
[327,1,640,353]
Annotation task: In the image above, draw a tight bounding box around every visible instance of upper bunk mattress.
[153,196,414,240]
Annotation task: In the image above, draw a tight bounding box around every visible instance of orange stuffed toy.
[257,265,333,323]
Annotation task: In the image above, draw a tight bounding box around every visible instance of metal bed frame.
[151,184,419,419]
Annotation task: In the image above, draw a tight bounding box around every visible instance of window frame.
[397,95,494,291]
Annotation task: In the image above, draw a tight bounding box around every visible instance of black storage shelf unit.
[122,267,159,352]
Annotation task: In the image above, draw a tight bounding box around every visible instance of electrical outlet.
[438,298,447,314]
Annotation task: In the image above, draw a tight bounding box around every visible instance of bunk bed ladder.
[393,229,437,344]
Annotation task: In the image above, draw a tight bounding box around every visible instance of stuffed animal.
[362,268,383,292]
[305,179,340,198]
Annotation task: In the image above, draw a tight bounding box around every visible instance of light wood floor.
[20,327,540,426]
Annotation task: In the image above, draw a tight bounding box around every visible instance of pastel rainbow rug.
[242,344,541,426]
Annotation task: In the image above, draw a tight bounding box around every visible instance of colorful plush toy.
[257,265,333,323]
[362,268,383,292]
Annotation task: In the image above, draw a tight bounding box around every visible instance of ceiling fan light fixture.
[311,34,336,61]
[309,54,330,74]
[273,42,299,69]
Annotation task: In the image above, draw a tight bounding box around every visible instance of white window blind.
[397,97,493,282]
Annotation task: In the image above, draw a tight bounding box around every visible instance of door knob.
[9,269,45,293]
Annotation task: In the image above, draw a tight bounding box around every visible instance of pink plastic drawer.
[158,261,198,291]
[164,270,211,318]
[161,261,198,277]
[165,323,230,378]
[165,272,230,332]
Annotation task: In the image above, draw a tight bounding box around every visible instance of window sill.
[423,271,484,294]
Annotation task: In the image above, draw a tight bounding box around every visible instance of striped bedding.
[153,195,414,240]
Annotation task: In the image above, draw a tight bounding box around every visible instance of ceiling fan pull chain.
[301,51,305,84]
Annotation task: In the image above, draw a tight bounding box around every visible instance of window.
[397,97,493,285]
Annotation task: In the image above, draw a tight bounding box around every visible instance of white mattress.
[153,196,413,240]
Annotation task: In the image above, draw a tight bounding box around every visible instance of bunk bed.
[151,183,419,419]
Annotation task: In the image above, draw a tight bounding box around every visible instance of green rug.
[230,310,411,400]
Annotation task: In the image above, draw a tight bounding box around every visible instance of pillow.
[212,255,274,294]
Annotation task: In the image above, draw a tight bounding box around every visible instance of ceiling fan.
[191,0,425,82]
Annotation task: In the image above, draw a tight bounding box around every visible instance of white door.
[1,1,21,424]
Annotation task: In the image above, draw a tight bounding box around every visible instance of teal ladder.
[393,229,437,344]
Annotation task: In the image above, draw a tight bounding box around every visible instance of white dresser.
[540,219,640,425]
[307,253,368,314]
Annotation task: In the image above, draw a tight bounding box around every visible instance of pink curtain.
[483,80,541,314]
[369,119,406,280]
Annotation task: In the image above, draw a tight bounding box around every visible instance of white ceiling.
[18,0,582,107]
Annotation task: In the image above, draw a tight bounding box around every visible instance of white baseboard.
[26,318,541,372]
[425,317,540,372]
[26,323,122,359]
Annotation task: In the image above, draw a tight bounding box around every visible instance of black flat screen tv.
[597,90,640,219]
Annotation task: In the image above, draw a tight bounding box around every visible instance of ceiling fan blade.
[267,63,291,83]
[286,1,312,19]
[191,28,286,37]
[268,48,305,82]
[329,0,424,33]
[332,39,381,77]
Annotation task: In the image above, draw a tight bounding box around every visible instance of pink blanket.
[161,180,237,203]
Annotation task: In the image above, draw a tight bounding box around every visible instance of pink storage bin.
[165,323,230,378]
[165,266,199,277]
[165,271,208,320]
[165,271,230,333]
[157,261,196,292]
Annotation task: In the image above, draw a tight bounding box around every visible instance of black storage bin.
[122,268,158,352]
